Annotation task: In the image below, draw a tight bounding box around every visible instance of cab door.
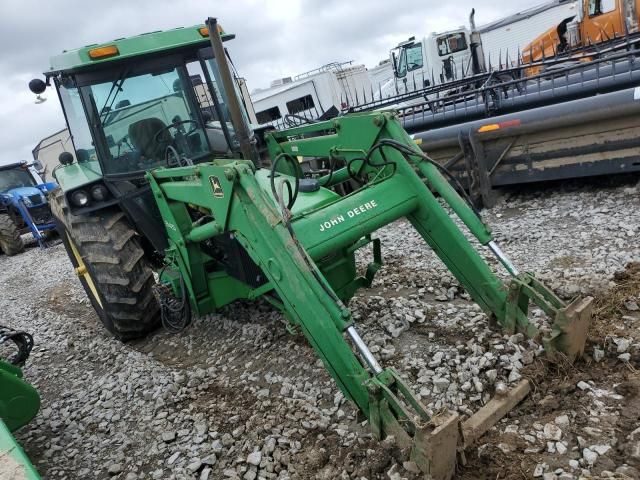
[582,0,624,41]
[434,31,470,83]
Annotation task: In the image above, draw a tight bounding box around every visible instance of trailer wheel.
[50,189,159,340]
[0,212,24,256]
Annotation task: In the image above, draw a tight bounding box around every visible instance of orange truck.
[523,0,640,62]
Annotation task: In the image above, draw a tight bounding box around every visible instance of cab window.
[256,106,282,124]
[286,95,315,115]
[396,43,424,78]
[0,168,35,191]
[84,67,210,175]
[437,33,468,56]
[58,80,102,173]
[588,0,616,15]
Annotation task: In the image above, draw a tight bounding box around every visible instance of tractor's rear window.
[0,169,35,192]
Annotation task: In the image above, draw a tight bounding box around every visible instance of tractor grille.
[209,233,267,288]
[28,205,54,225]
[28,194,44,205]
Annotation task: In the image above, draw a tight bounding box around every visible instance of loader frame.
[147,111,592,477]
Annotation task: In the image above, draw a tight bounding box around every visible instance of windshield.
[81,66,213,175]
[0,168,36,192]
[395,42,424,78]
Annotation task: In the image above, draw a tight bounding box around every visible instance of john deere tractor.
[32,18,592,478]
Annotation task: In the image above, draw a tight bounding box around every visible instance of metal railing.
[293,61,355,81]
[341,31,640,119]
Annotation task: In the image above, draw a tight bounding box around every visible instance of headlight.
[71,190,89,207]
[22,196,33,207]
[90,184,109,202]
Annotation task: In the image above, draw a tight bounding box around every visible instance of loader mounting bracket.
[504,273,593,361]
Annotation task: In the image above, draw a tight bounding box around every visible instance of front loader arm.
[267,112,592,360]
[149,161,459,477]
[147,111,592,479]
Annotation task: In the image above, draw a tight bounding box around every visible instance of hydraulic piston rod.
[487,240,520,276]
[346,326,383,374]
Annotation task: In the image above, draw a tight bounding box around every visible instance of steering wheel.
[153,119,200,144]
[165,145,193,168]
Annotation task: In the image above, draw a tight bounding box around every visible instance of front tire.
[51,190,159,340]
[0,212,24,256]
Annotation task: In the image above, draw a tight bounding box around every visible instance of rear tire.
[0,212,24,256]
[51,189,160,340]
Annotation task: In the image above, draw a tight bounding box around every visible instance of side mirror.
[28,79,46,95]
[59,152,74,166]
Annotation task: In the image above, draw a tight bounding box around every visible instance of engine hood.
[4,186,46,205]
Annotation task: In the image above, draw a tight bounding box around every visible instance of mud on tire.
[50,189,159,340]
[0,212,24,256]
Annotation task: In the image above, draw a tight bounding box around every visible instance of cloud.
[0,0,537,164]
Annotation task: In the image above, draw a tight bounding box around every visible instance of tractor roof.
[47,24,235,75]
[0,162,28,172]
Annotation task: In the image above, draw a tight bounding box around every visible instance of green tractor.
[32,18,593,478]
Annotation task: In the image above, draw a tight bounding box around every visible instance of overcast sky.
[0,0,537,165]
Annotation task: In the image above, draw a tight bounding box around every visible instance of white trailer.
[478,1,578,65]
[251,63,372,127]
[31,127,72,181]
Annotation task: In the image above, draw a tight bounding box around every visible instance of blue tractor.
[0,162,57,255]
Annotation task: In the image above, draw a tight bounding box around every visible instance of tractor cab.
[34,25,250,181]
[30,23,255,252]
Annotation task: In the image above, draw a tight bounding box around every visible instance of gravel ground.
[1,176,640,480]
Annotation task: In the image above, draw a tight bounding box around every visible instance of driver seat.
[128,117,172,161]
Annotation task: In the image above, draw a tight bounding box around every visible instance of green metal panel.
[53,162,103,193]
[0,360,40,432]
[47,25,235,74]
[291,176,417,259]
[0,360,41,479]
[0,420,41,480]
[253,169,340,214]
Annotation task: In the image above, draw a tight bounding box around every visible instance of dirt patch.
[459,263,640,479]
[548,255,581,269]
[46,282,98,325]
[591,261,640,343]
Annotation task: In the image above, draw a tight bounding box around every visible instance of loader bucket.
[545,296,594,361]
[410,411,460,480]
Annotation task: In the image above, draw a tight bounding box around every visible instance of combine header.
[32,17,593,478]
[340,30,640,206]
